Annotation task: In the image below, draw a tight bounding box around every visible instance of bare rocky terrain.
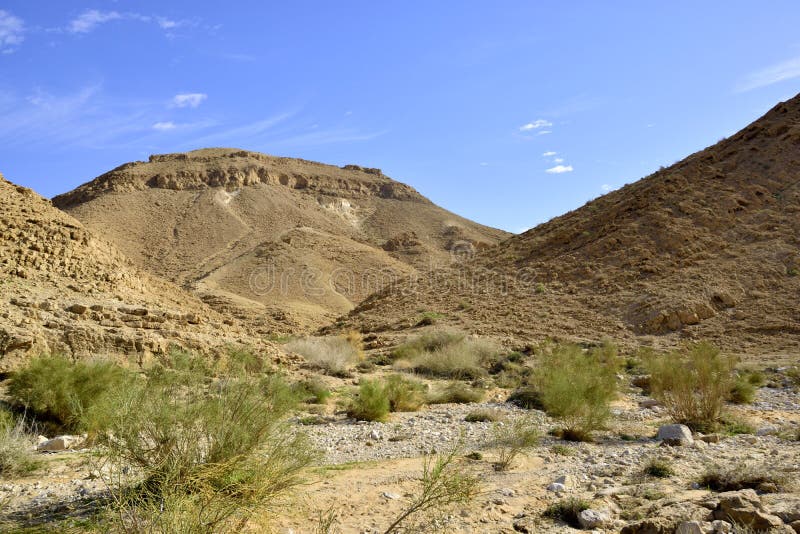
[339,95,800,356]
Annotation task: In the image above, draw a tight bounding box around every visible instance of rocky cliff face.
[53,148,428,207]
[0,172,283,370]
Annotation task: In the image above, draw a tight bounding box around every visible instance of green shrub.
[645,342,736,432]
[91,371,315,531]
[347,380,390,422]
[543,497,591,528]
[728,376,757,405]
[392,330,465,361]
[287,336,362,376]
[383,445,480,533]
[0,415,40,477]
[464,409,503,423]
[720,416,756,435]
[383,374,427,412]
[507,386,545,410]
[492,417,541,471]
[533,343,617,440]
[225,347,266,376]
[8,355,134,432]
[427,382,484,404]
[550,444,575,456]
[644,457,674,478]
[293,378,332,404]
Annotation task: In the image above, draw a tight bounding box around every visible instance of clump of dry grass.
[287,334,363,376]
[393,330,497,379]
[0,413,40,477]
[699,463,785,493]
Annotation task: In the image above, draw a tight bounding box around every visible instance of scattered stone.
[657,424,694,446]
[675,521,705,534]
[381,492,401,500]
[578,509,609,529]
[546,483,566,493]
[37,435,84,452]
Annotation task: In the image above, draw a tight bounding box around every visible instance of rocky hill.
[0,172,280,370]
[339,95,800,354]
[54,149,509,332]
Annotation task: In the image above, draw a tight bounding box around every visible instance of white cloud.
[172,93,207,108]
[156,17,178,29]
[152,121,176,131]
[479,162,489,166]
[545,164,573,174]
[537,130,552,135]
[68,10,122,34]
[553,157,564,163]
[542,151,557,157]
[0,10,24,52]
[519,119,552,131]
[737,55,800,92]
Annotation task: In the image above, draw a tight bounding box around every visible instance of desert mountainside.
[54,149,509,332]
[340,94,800,354]
[0,172,280,371]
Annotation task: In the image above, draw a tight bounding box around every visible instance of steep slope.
[340,95,800,354]
[0,172,279,370]
[54,149,509,331]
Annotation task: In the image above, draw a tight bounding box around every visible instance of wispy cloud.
[542,151,557,157]
[545,164,573,174]
[519,119,552,131]
[601,184,615,192]
[179,112,296,147]
[537,130,551,136]
[479,162,489,166]
[68,10,122,34]
[737,55,800,92]
[0,10,24,53]
[172,93,207,108]
[152,121,177,131]
[553,157,564,163]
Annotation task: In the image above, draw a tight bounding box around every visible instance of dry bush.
[533,343,618,440]
[643,457,674,478]
[464,409,503,423]
[699,463,785,493]
[287,336,362,376]
[0,413,40,477]
[427,382,484,404]
[383,444,480,533]
[393,330,497,379]
[542,497,591,528]
[645,341,736,432]
[491,417,541,471]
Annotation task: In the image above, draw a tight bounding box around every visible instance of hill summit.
[54,149,509,332]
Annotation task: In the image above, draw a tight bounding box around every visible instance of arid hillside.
[0,172,280,370]
[54,149,509,332]
[340,94,800,354]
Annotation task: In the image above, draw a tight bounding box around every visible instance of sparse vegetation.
[543,497,591,528]
[719,416,756,436]
[532,343,618,440]
[382,445,480,533]
[550,444,575,456]
[699,463,784,493]
[491,417,541,471]
[643,457,674,478]
[287,335,363,376]
[393,330,497,379]
[464,408,503,423]
[8,355,134,432]
[383,374,427,412]
[347,379,390,422]
[645,341,736,432]
[728,369,764,405]
[293,377,332,404]
[89,369,316,532]
[507,386,544,410]
[427,382,485,404]
[0,414,40,477]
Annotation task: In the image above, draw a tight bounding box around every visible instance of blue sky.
[1,2,800,233]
